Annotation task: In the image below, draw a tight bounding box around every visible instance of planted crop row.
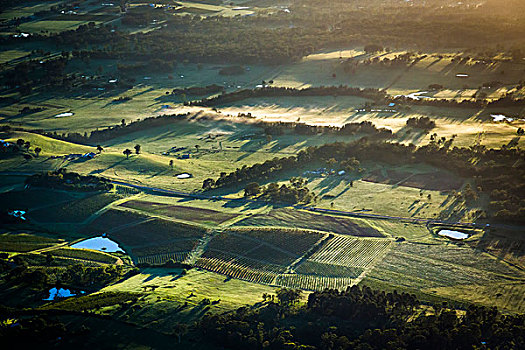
[275,273,353,291]
[109,218,208,247]
[30,193,120,223]
[81,209,150,235]
[51,248,118,264]
[311,236,392,267]
[395,242,519,276]
[0,241,55,252]
[196,256,278,285]
[369,250,507,289]
[132,239,198,257]
[226,227,324,257]
[295,260,364,278]
[135,251,189,265]
[200,250,286,273]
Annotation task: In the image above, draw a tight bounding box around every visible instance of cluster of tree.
[188,85,525,110]
[2,56,69,93]
[199,285,525,349]
[218,66,246,76]
[392,93,525,109]
[171,84,224,96]
[117,59,176,74]
[0,136,41,159]
[189,86,387,107]
[343,52,421,73]
[43,16,321,65]
[205,138,525,223]
[244,177,313,204]
[263,120,392,138]
[2,251,127,291]
[405,116,436,131]
[25,169,113,192]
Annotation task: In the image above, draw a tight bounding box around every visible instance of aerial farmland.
[0,0,524,348]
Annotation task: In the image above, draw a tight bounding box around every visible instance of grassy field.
[365,241,525,313]
[100,267,275,325]
[0,232,62,253]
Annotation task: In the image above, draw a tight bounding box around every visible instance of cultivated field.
[235,208,382,236]
[108,217,208,264]
[119,199,238,225]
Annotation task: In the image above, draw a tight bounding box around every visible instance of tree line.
[199,285,525,349]
[189,85,525,109]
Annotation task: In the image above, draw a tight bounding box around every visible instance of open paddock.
[363,168,464,192]
[395,242,519,276]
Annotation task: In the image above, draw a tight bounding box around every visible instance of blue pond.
[71,236,124,253]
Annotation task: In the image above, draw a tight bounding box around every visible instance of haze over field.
[0,0,524,349]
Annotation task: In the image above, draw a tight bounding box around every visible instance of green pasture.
[100,268,275,322]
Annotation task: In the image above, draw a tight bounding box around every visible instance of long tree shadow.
[88,158,127,174]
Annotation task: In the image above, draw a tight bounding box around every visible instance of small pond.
[438,229,469,240]
[490,114,514,122]
[43,287,84,301]
[54,112,74,118]
[176,173,192,179]
[71,236,124,253]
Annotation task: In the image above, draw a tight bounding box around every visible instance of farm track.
[83,194,140,226]
[286,234,331,273]
[184,229,220,265]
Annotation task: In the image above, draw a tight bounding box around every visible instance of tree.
[275,288,301,307]
[24,141,30,150]
[202,178,215,190]
[173,323,188,344]
[123,149,132,158]
[121,119,126,126]
[134,144,141,154]
[195,144,200,152]
[34,147,42,157]
[518,127,524,136]
[244,182,261,197]
[169,160,174,169]
[16,139,25,148]
[364,44,383,54]
[96,145,104,153]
